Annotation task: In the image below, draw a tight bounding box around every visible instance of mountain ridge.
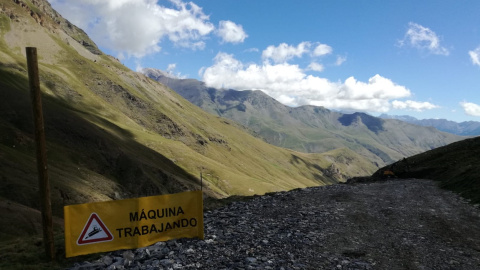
[1,2,479,268]
[379,113,480,136]
[143,68,465,168]
[0,0,376,240]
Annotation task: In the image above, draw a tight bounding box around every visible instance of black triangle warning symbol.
[77,212,114,245]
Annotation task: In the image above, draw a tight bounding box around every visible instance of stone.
[66,179,480,270]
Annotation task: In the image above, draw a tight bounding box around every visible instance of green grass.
[2,2,475,268]
[0,0,378,256]
[375,136,480,204]
[170,77,464,169]
[22,0,42,17]
[0,14,11,35]
[0,232,104,270]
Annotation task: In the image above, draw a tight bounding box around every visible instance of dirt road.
[70,179,480,269]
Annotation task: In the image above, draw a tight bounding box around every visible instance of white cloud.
[164,63,187,79]
[262,42,311,63]
[261,41,335,64]
[245,48,259,53]
[135,61,144,72]
[399,22,449,56]
[340,75,411,100]
[217,20,248,44]
[50,0,215,57]
[313,43,332,56]
[469,46,480,66]
[335,55,347,66]
[167,63,177,73]
[461,102,480,116]
[201,52,435,113]
[308,62,324,72]
[392,100,438,111]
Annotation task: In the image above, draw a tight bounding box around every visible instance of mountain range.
[0,0,477,245]
[379,114,480,136]
[0,0,376,240]
[2,2,480,268]
[143,68,465,168]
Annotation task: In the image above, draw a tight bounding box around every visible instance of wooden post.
[26,47,55,261]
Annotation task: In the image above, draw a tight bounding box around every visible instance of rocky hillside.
[372,135,480,204]
[0,0,376,240]
[143,68,465,168]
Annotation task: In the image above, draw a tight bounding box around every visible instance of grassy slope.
[148,73,464,168]
[0,0,377,251]
[222,100,463,167]
[373,136,480,204]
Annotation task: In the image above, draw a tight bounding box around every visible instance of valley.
[0,0,371,241]
[144,68,465,168]
[0,1,479,269]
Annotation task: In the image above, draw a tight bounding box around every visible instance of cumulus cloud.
[469,46,480,66]
[164,63,187,78]
[398,22,449,56]
[50,0,216,57]
[167,63,177,73]
[335,55,347,66]
[200,52,436,113]
[245,48,259,53]
[308,62,324,72]
[313,43,332,56]
[135,61,144,72]
[392,100,438,111]
[261,41,336,65]
[461,102,480,116]
[217,20,248,44]
[262,42,311,63]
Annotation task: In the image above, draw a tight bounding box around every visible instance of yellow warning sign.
[64,190,203,257]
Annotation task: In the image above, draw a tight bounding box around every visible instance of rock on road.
[70,179,480,270]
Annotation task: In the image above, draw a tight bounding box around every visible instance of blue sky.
[49,0,480,122]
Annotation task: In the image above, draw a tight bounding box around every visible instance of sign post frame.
[26,47,55,261]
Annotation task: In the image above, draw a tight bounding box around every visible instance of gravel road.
[69,179,480,270]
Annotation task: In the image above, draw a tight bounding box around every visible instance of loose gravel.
[69,179,480,270]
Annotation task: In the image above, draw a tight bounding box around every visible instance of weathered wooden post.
[26,47,55,261]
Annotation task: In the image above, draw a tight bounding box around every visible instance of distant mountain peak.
[339,112,385,133]
[379,114,480,136]
[4,0,376,239]
[379,114,418,122]
[145,71,464,166]
[142,68,179,79]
